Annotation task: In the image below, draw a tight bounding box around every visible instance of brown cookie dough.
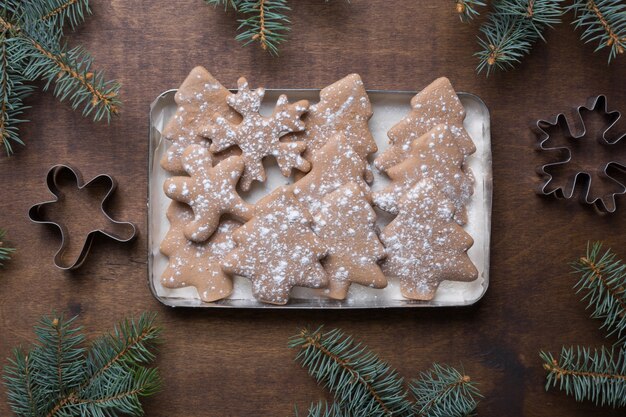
[290,132,370,214]
[374,77,476,173]
[380,179,478,301]
[207,77,311,191]
[164,145,253,242]
[372,124,474,225]
[160,202,238,302]
[221,187,328,305]
[313,183,387,300]
[160,67,241,174]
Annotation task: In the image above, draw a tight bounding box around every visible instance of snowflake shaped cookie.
[206,77,311,191]
[164,145,253,242]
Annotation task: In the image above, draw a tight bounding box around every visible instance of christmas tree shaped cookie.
[313,183,387,300]
[164,145,253,242]
[207,77,311,191]
[373,124,474,225]
[374,77,476,173]
[221,187,328,305]
[287,73,377,163]
[290,132,370,214]
[380,180,478,301]
[160,67,241,173]
[160,202,238,302]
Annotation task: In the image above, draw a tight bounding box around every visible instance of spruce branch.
[205,0,241,11]
[410,364,480,417]
[573,241,626,344]
[3,312,161,417]
[290,327,412,417]
[541,347,626,407]
[0,228,16,267]
[568,0,626,62]
[455,0,487,21]
[236,0,290,56]
[0,1,119,155]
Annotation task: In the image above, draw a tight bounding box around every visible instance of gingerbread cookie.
[206,77,311,191]
[290,132,370,214]
[313,183,387,300]
[374,77,476,173]
[164,145,253,242]
[221,187,328,305]
[160,202,238,302]
[373,124,474,225]
[286,74,376,166]
[380,179,477,301]
[160,67,241,174]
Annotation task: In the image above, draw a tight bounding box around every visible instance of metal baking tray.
[148,89,492,308]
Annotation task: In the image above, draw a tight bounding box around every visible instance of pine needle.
[568,0,626,62]
[236,0,290,56]
[0,1,119,155]
[0,228,16,267]
[290,327,412,417]
[541,347,626,407]
[410,363,481,417]
[455,0,487,22]
[3,312,161,417]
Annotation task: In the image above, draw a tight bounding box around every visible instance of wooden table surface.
[2,1,626,416]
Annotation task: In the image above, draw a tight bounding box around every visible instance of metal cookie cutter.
[29,165,137,270]
[535,95,626,213]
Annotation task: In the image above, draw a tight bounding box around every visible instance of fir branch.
[0,32,34,155]
[205,0,241,11]
[300,401,346,417]
[17,22,120,122]
[455,0,487,22]
[568,0,626,62]
[21,0,91,31]
[541,347,626,407]
[0,228,16,266]
[497,0,564,38]
[289,327,412,417]
[236,0,290,56]
[3,312,161,417]
[410,364,480,417]
[573,242,626,344]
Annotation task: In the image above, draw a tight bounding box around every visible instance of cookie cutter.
[29,164,137,270]
[535,95,626,213]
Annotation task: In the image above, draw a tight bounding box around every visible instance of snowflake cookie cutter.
[535,95,626,213]
[29,165,137,270]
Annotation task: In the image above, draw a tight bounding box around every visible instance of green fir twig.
[3,312,161,417]
[0,228,16,267]
[568,0,626,62]
[541,242,626,408]
[0,0,120,155]
[290,327,482,417]
[541,347,626,408]
[236,0,290,55]
[455,0,487,21]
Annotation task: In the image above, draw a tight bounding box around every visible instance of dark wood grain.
[1,1,626,415]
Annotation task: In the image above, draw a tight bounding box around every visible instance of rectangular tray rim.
[147,88,492,309]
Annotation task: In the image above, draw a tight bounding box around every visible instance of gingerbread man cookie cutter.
[29,164,137,270]
[535,95,626,213]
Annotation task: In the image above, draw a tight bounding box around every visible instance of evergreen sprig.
[541,347,626,408]
[205,0,340,55]
[568,0,626,62]
[3,312,161,417]
[540,242,626,408]
[410,364,481,417]
[459,0,625,75]
[0,228,16,266]
[0,0,120,155]
[290,327,481,417]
